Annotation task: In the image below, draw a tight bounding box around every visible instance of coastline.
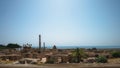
[33,45,120,49]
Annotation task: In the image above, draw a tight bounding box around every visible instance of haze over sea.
[33,45,120,49]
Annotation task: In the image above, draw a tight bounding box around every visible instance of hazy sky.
[0,0,120,46]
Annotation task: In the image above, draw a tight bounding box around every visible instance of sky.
[0,0,120,47]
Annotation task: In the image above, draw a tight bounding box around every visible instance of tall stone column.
[43,42,45,51]
[39,34,41,53]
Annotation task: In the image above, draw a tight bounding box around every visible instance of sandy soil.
[0,63,120,68]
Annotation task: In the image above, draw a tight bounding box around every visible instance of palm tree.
[72,48,86,63]
[72,48,80,63]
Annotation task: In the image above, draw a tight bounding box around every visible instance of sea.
[33,45,120,49]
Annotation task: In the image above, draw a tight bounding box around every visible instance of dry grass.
[0,60,14,64]
[108,58,120,64]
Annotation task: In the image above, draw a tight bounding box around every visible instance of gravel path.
[0,63,120,68]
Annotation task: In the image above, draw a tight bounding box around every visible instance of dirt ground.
[0,63,120,68]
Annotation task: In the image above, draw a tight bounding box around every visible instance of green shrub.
[96,56,107,63]
[112,51,120,58]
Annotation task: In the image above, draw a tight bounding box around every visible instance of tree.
[0,44,6,50]
[72,48,79,63]
[79,48,88,59]
[52,45,57,49]
[75,48,80,63]
[6,43,21,49]
[96,56,108,63]
[0,44,6,48]
[72,48,86,63]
